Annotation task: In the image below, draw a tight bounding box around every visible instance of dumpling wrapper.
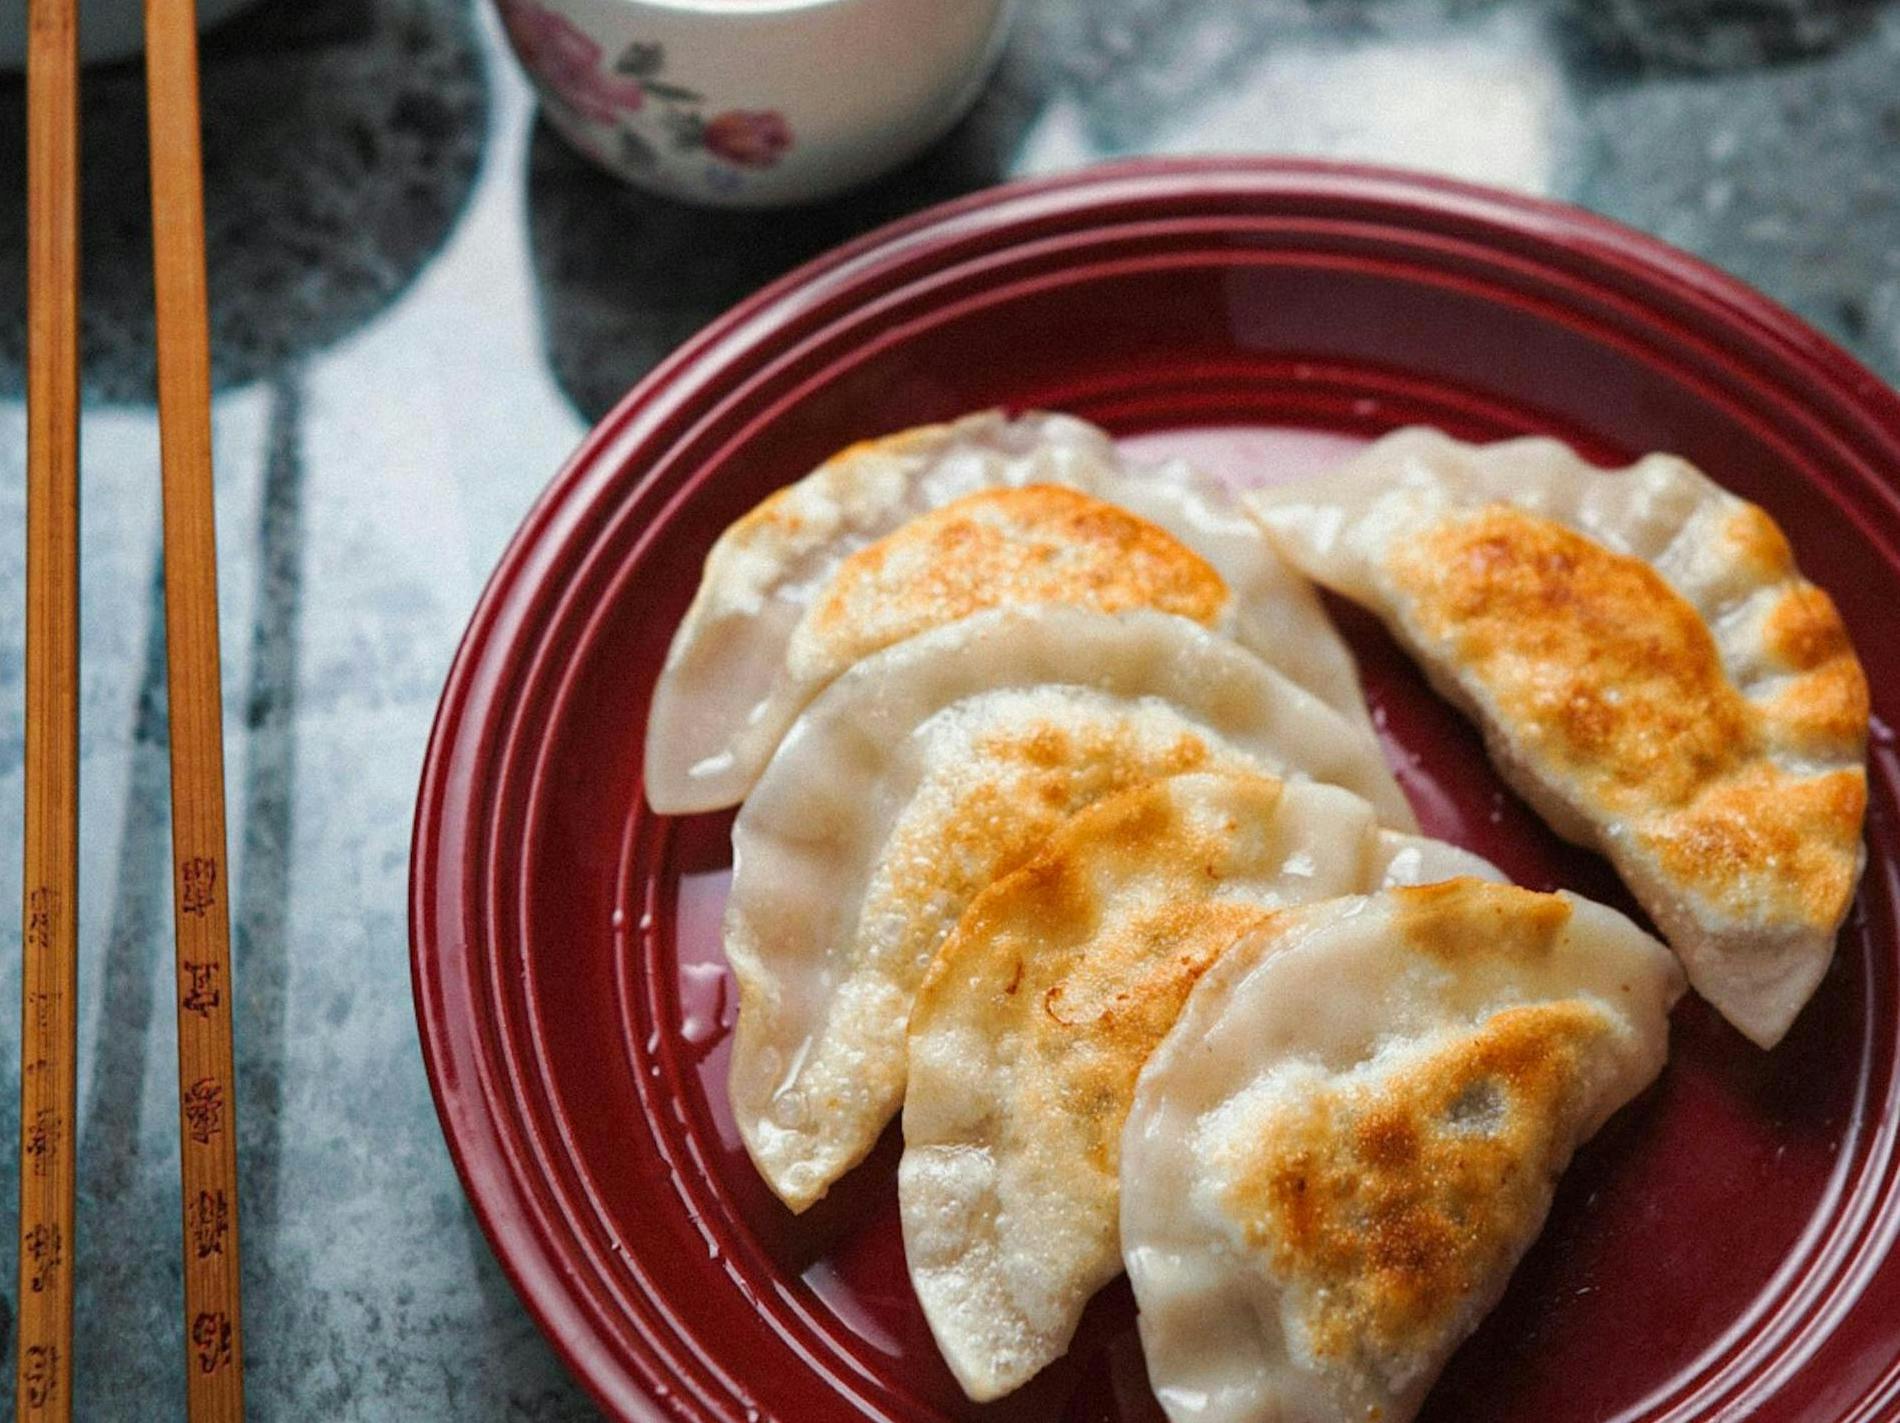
[1121,878,1684,1423]
[896,770,1497,1401]
[1248,427,1868,1047]
[647,410,1371,813]
[727,606,1416,1212]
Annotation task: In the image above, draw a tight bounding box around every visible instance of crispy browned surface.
[728,428,940,544]
[1390,878,1572,965]
[1718,501,1796,578]
[1760,579,1870,755]
[908,718,1217,929]
[1390,507,1751,806]
[899,772,1309,1396]
[807,485,1227,663]
[913,773,1283,1177]
[1221,997,1613,1371]
[1035,897,1272,1172]
[1387,505,1864,926]
[1640,765,1867,926]
[862,718,1228,1085]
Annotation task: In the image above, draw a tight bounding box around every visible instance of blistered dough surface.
[1121,880,1685,1423]
[1251,428,1868,1046]
[897,774,1498,1400]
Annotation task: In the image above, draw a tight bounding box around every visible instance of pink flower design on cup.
[701,110,794,169]
[499,0,646,126]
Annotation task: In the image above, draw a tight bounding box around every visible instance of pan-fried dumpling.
[896,772,1498,1401]
[647,410,1369,813]
[727,606,1415,1213]
[1121,878,1684,1423]
[1249,428,1868,1047]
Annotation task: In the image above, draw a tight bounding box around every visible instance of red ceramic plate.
[410,159,1900,1423]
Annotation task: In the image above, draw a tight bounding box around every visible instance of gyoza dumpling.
[1121,878,1684,1423]
[647,410,1370,813]
[727,606,1416,1213]
[896,771,1498,1401]
[1249,428,1868,1047]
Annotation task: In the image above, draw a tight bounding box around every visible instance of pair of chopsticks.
[21,1,245,1417]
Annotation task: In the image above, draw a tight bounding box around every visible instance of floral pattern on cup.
[498,0,646,126]
[699,111,794,168]
[500,7,796,194]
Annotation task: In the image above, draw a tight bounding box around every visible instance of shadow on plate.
[0,0,486,402]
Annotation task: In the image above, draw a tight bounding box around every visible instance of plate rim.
[409,155,1900,1422]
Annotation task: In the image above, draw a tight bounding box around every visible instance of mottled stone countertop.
[0,0,1896,1416]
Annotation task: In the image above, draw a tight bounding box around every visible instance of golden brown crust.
[1760,584,1870,755]
[1389,507,1751,809]
[912,720,1215,921]
[1766,672,1871,759]
[1386,505,1865,931]
[1390,878,1574,965]
[1764,582,1850,668]
[1720,503,1796,579]
[1036,900,1275,1172]
[1219,998,1614,1370]
[805,485,1228,667]
[1640,765,1867,925]
[912,773,1286,1176]
[726,427,946,544]
[738,480,806,539]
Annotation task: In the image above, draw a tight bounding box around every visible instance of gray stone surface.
[0,0,1895,1415]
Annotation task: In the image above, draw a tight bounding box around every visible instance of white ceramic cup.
[494,0,1015,207]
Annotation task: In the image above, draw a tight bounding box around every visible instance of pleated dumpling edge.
[725,604,1417,1215]
[1120,879,1685,1423]
[646,409,1373,813]
[1248,427,1868,1048]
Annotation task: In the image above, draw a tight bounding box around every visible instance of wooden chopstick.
[143,1,246,1415]
[18,0,82,1417]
